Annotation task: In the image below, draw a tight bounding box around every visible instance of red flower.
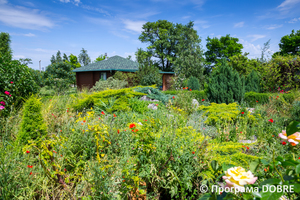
[27,165,33,168]
[256,101,258,102]
[10,81,13,84]
[26,150,30,154]
[241,112,244,114]
[202,99,205,101]
[101,111,105,115]
[186,87,188,89]
[282,141,287,145]
[113,114,116,117]
[268,119,273,123]
[192,151,195,154]
[53,150,57,153]
[298,157,300,159]
[277,96,279,98]
[83,120,86,123]
[29,172,32,175]
[189,89,192,91]
[264,168,267,172]
[246,147,249,150]
[117,129,120,134]
[67,110,69,112]
[240,132,242,133]
[129,123,136,129]
[183,87,185,89]
[172,96,175,99]
[64,168,67,172]
[4,91,10,95]
[156,104,158,106]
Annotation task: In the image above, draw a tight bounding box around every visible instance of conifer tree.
[245,70,261,93]
[207,58,245,104]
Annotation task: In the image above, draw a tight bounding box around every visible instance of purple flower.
[0,101,5,106]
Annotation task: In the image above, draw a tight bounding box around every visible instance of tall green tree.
[173,33,205,88]
[205,34,243,68]
[273,29,300,56]
[63,53,69,62]
[0,32,12,60]
[78,48,91,66]
[228,53,264,76]
[56,50,62,63]
[50,55,56,64]
[260,39,271,63]
[138,20,200,71]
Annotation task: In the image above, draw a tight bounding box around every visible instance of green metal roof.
[73,55,139,72]
[73,55,175,75]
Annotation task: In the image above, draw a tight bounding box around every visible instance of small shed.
[73,55,174,91]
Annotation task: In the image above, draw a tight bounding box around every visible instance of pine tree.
[63,53,69,62]
[207,58,245,104]
[50,55,56,64]
[245,70,261,93]
[56,50,62,63]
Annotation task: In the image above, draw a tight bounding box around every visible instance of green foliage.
[163,90,207,102]
[128,98,150,114]
[207,59,245,104]
[17,96,47,145]
[290,101,300,121]
[44,62,76,90]
[274,29,300,56]
[228,53,264,76]
[244,91,270,107]
[261,55,300,92]
[91,77,128,92]
[245,70,261,93]
[66,53,81,68]
[134,86,172,104]
[137,64,162,86]
[94,54,106,62]
[113,71,138,87]
[0,32,12,60]
[78,48,91,66]
[205,34,243,68]
[187,76,201,90]
[172,33,205,87]
[0,56,39,115]
[72,87,146,112]
[29,68,46,87]
[139,20,200,71]
[171,90,196,115]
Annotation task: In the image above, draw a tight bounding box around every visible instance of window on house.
[100,72,107,80]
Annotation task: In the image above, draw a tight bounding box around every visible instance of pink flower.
[10,81,13,84]
[4,91,10,95]
[278,130,300,146]
[0,106,5,110]
[9,95,11,97]
[0,101,5,106]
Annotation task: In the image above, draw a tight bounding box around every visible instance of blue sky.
[0,0,300,70]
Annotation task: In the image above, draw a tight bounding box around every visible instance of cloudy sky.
[0,0,300,70]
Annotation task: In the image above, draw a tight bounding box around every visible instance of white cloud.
[182,16,191,19]
[122,20,146,34]
[234,21,244,28]
[81,5,110,16]
[0,0,7,4]
[240,39,262,59]
[194,20,210,29]
[24,33,35,37]
[247,34,266,42]
[59,0,80,6]
[288,17,300,23]
[277,0,300,11]
[124,52,136,61]
[13,55,25,59]
[0,5,54,30]
[265,24,283,29]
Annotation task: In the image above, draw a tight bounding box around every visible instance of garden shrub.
[245,70,261,93]
[72,88,146,112]
[199,102,257,127]
[207,59,245,104]
[137,64,162,86]
[113,71,138,87]
[91,77,128,92]
[244,92,270,107]
[163,90,207,102]
[17,95,48,145]
[290,101,300,121]
[282,93,295,104]
[187,76,201,90]
[171,90,196,115]
[134,87,172,104]
[128,98,150,114]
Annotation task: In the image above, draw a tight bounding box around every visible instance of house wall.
[162,74,174,91]
[76,71,112,89]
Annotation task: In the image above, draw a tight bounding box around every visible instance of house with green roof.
[73,55,174,91]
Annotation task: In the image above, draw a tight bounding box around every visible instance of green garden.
[1,25,300,200]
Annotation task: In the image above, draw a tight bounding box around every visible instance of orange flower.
[113,114,116,117]
[117,129,120,134]
[129,123,136,129]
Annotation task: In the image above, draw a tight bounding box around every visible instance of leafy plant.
[187,76,201,90]
[91,77,128,92]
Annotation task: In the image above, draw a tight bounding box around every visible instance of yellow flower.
[72,129,75,131]
[101,154,105,157]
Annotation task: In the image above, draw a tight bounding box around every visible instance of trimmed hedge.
[244,92,270,107]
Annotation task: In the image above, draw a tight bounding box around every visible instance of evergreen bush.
[245,70,261,93]
[207,59,245,104]
[187,76,201,90]
[134,87,172,104]
[17,95,47,145]
[244,92,269,107]
[91,77,128,92]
